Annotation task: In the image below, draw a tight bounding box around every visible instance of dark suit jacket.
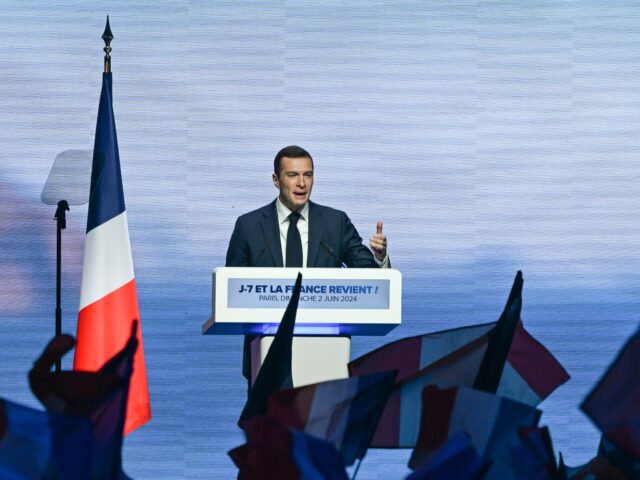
[226,200,379,269]
[225,200,380,381]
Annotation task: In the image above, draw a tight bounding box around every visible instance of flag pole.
[102,15,113,73]
[50,17,113,373]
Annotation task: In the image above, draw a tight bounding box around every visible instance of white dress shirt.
[275,198,389,267]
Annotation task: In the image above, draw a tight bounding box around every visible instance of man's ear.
[272,172,280,189]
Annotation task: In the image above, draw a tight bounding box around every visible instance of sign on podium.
[202,267,402,336]
[202,267,402,386]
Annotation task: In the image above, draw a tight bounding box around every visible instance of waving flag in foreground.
[349,272,569,448]
[582,327,640,458]
[0,398,93,479]
[409,385,541,480]
[291,430,348,480]
[559,452,629,480]
[0,323,138,478]
[508,426,558,480]
[597,436,640,479]
[30,322,138,477]
[406,431,486,480]
[230,416,300,480]
[74,70,150,434]
[473,271,524,394]
[240,273,303,423]
[229,415,348,480]
[266,371,397,466]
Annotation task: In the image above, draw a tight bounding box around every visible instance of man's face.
[273,156,314,212]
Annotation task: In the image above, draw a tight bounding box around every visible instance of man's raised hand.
[369,221,387,261]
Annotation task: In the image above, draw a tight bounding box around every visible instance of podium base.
[251,336,350,388]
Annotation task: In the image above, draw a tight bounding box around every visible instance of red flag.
[230,416,300,480]
[229,416,349,480]
[73,72,150,434]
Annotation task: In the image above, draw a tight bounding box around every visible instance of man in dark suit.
[226,145,389,382]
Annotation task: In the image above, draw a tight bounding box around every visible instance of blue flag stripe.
[340,371,396,465]
[86,73,126,233]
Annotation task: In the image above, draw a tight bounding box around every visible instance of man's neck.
[276,198,309,222]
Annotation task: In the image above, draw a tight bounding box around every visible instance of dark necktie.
[286,212,303,267]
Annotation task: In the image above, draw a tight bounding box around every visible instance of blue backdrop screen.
[1,2,639,477]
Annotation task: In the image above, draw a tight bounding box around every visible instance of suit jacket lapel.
[307,201,324,267]
[260,200,283,267]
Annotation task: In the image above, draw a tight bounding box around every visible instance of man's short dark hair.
[274,145,313,176]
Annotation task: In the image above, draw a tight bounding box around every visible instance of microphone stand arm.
[54,200,69,372]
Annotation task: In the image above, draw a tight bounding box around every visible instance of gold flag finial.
[102,15,113,72]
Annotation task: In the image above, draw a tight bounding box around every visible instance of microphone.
[320,240,346,268]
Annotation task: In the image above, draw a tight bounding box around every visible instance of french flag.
[409,385,541,479]
[349,321,569,448]
[74,72,150,435]
[0,398,92,478]
[266,371,397,466]
[230,416,349,480]
[582,327,640,458]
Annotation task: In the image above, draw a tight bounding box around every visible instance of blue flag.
[292,430,348,480]
[406,432,487,480]
[0,398,94,478]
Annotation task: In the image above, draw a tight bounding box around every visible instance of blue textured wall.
[1,2,640,477]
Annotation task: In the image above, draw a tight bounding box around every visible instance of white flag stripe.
[79,212,134,310]
[497,362,541,406]
[399,377,425,447]
[419,323,494,367]
[305,378,359,450]
[450,388,500,456]
[400,336,488,447]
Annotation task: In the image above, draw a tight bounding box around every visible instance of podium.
[203,267,402,386]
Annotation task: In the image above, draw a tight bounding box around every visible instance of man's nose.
[297,175,306,186]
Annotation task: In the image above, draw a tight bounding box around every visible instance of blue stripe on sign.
[86,73,126,233]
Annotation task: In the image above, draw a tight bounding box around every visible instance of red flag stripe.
[370,389,401,447]
[266,384,317,432]
[75,279,150,434]
[507,322,570,400]
[411,385,457,469]
[0,400,6,442]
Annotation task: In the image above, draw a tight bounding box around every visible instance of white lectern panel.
[251,336,350,387]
